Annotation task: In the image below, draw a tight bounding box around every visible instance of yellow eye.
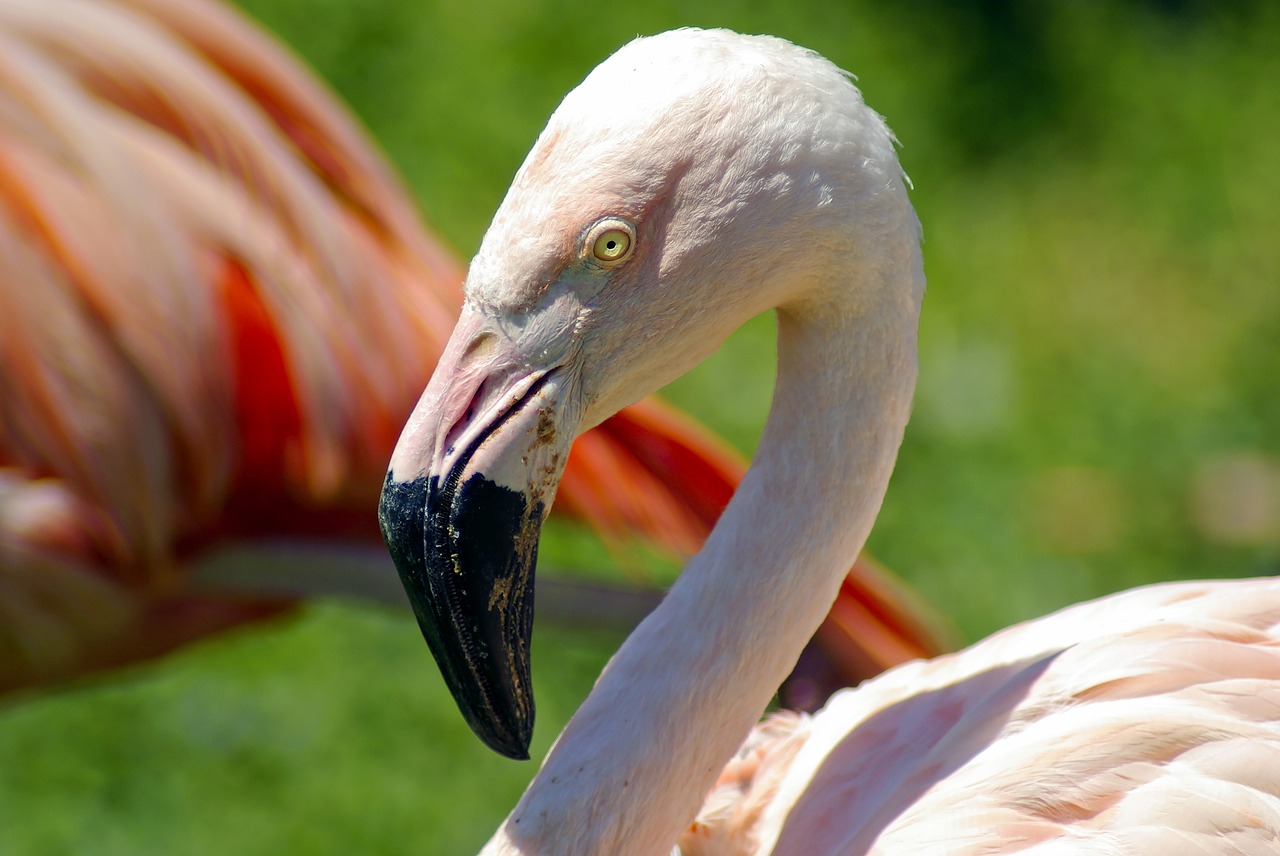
[593,230,630,262]
[586,219,636,266]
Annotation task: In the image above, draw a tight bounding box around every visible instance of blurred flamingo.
[0,0,946,698]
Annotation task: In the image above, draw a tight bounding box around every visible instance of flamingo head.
[378,28,910,759]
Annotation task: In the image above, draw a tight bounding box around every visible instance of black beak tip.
[379,471,540,762]
[479,720,533,761]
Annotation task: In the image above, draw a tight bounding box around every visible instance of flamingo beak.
[378,307,581,760]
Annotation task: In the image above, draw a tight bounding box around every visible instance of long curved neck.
[485,242,922,855]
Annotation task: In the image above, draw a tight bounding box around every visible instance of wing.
[685,579,1280,855]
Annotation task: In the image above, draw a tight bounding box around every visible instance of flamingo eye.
[586,219,635,266]
[594,231,629,261]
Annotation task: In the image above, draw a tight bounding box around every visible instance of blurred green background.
[3,1,1279,853]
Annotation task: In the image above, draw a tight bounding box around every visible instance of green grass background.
[3,1,1280,853]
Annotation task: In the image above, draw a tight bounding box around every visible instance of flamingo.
[379,28,1280,854]
[0,0,943,699]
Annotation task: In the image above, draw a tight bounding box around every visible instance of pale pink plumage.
[685,579,1280,854]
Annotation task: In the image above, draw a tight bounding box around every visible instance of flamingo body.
[687,578,1280,854]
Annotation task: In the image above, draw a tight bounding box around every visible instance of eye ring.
[585,218,636,267]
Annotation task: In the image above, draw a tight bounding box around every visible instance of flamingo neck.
[486,253,922,855]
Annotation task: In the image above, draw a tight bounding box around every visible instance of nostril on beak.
[444,379,489,455]
[463,331,497,363]
[442,331,503,455]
